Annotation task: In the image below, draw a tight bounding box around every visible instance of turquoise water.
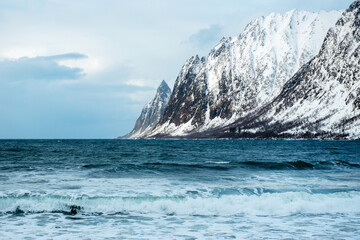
[0,139,359,239]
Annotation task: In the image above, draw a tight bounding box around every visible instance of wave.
[2,160,358,175]
[205,161,230,164]
[82,164,110,169]
[139,160,360,171]
[0,148,33,152]
[1,191,359,216]
[236,160,354,170]
[142,162,230,170]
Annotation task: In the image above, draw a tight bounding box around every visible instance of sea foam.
[1,191,359,216]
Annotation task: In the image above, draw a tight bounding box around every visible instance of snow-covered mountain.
[219,0,360,139]
[150,9,342,137]
[123,80,171,139]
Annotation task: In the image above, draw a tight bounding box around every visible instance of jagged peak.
[123,79,172,139]
[157,80,171,94]
[208,36,232,58]
[241,9,341,34]
[184,55,201,65]
[159,80,169,89]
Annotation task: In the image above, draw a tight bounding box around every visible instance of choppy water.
[0,139,359,239]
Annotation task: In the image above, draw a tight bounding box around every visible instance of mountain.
[123,80,171,139]
[149,9,342,137]
[217,0,360,139]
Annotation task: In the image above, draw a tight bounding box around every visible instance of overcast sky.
[0,0,354,138]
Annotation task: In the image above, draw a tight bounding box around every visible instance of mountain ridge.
[181,1,360,140]
[149,9,342,137]
[123,3,360,140]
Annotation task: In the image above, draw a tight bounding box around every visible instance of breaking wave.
[1,191,359,216]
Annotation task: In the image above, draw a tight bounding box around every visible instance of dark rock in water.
[68,205,82,215]
[14,206,25,215]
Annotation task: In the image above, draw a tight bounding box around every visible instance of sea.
[0,139,359,239]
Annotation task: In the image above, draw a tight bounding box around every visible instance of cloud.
[185,24,223,50]
[123,78,159,88]
[0,53,87,82]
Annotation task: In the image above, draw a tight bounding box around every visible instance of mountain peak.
[122,80,172,139]
[160,79,167,86]
[158,80,171,93]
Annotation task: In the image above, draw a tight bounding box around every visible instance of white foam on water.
[205,161,230,164]
[1,191,360,216]
[1,204,359,240]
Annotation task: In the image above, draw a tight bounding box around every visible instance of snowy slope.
[123,80,171,139]
[223,0,360,139]
[150,9,342,137]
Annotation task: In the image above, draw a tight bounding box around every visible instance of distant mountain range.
[124,0,360,140]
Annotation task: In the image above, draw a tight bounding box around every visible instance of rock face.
[151,10,342,136]
[124,80,171,138]
[221,0,360,139]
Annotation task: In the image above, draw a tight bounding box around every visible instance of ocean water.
[0,139,359,239]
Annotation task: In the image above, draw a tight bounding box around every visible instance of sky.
[0,0,354,139]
